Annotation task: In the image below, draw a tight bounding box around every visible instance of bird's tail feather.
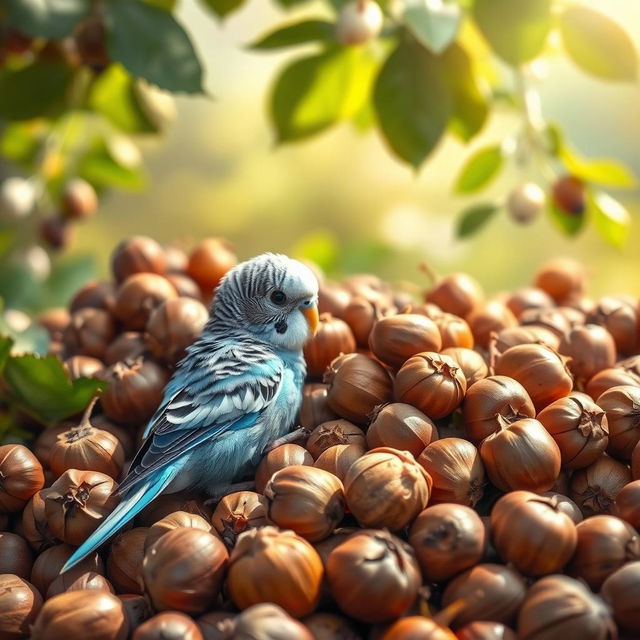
[61,466,176,573]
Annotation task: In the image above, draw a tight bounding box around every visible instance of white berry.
[336,1,384,46]
[0,177,36,220]
[21,245,51,282]
[507,182,545,225]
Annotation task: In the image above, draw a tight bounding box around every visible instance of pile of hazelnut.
[1,238,639,639]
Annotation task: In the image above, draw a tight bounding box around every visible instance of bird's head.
[210,253,319,351]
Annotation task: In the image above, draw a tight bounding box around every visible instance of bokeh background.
[13,0,640,300]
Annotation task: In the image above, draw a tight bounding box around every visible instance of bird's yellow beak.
[301,303,319,335]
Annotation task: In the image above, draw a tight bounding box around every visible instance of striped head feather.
[208,253,319,351]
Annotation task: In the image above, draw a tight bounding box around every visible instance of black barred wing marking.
[118,338,283,494]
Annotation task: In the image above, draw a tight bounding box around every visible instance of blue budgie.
[62,253,319,571]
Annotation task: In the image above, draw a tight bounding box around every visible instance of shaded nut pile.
[0,245,638,638]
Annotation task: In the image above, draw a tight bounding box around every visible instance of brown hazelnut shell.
[568,514,640,589]
[344,447,431,530]
[394,352,466,420]
[409,503,486,582]
[227,526,322,618]
[462,376,535,444]
[0,445,45,513]
[0,574,42,640]
[101,358,168,427]
[146,297,208,367]
[210,493,267,551]
[30,543,104,596]
[146,510,214,551]
[324,353,393,424]
[111,236,167,282]
[142,527,228,614]
[113,273,177,331]
[418,437,485,506]
[367,403,438,458]
[326,529,421,623]
[442,563,526,628]
[107,527,149,594]
[537,393,609,469]
[187,239,237,295]
[517,574,615,639]
[306,419,365,459]
[30,589,128,640]
[132,612,204,640]
[254,444,313,494]
[0,531,33,579]
[304,313,356,379]
[479,418,561,493]
[441,347,488,387]
[44,469,119,546]
[491,490,577,576]
[264,465,345,542]
[369,313,442,370]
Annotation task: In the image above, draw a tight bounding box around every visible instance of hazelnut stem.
[78,393,100,430]
[418,262,441,286]
[433,596,470,627]
[417,587,433,619]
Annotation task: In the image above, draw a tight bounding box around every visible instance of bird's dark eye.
[270,290,287,305]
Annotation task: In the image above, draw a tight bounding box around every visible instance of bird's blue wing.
[117,339,284,495]
[62,340,284,573]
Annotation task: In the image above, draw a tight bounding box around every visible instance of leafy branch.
[0,334,105,443]
[0,0,638,263]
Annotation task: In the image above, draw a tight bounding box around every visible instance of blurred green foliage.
[0,0,638,327]
[0,334,104,442]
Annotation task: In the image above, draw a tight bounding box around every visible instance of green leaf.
[0,61,73,121]
[352,99,375,132]
[548,201,584,236]
[278,0,312,5]
[292,230,339,273]
[0,122,41,164]
[403,0,461,54]
[0,295,49,353]
[473,0,552,65]
[560,149,637,189]
[544,122,563,156]
[590,191,631,248]
[559,5,638,81]
[144,0,177,9]
[105,0,204,94]
[271,46,379,143]
[0,323,49,357]
[0,231,16,260]
[3,354,105,425]
[329,0,394,10]
[546,123,637,188]
[198,0,246,18]
[442,43,488,142]
[4,0,90,39]
[0,261,40,312]
[455,145,503,193]
[456,202,499,238]
[373,37,451,168]
[88,65,157,133]
[0,336,14,372]
[249,20,335,50]
[78,139,147,191]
